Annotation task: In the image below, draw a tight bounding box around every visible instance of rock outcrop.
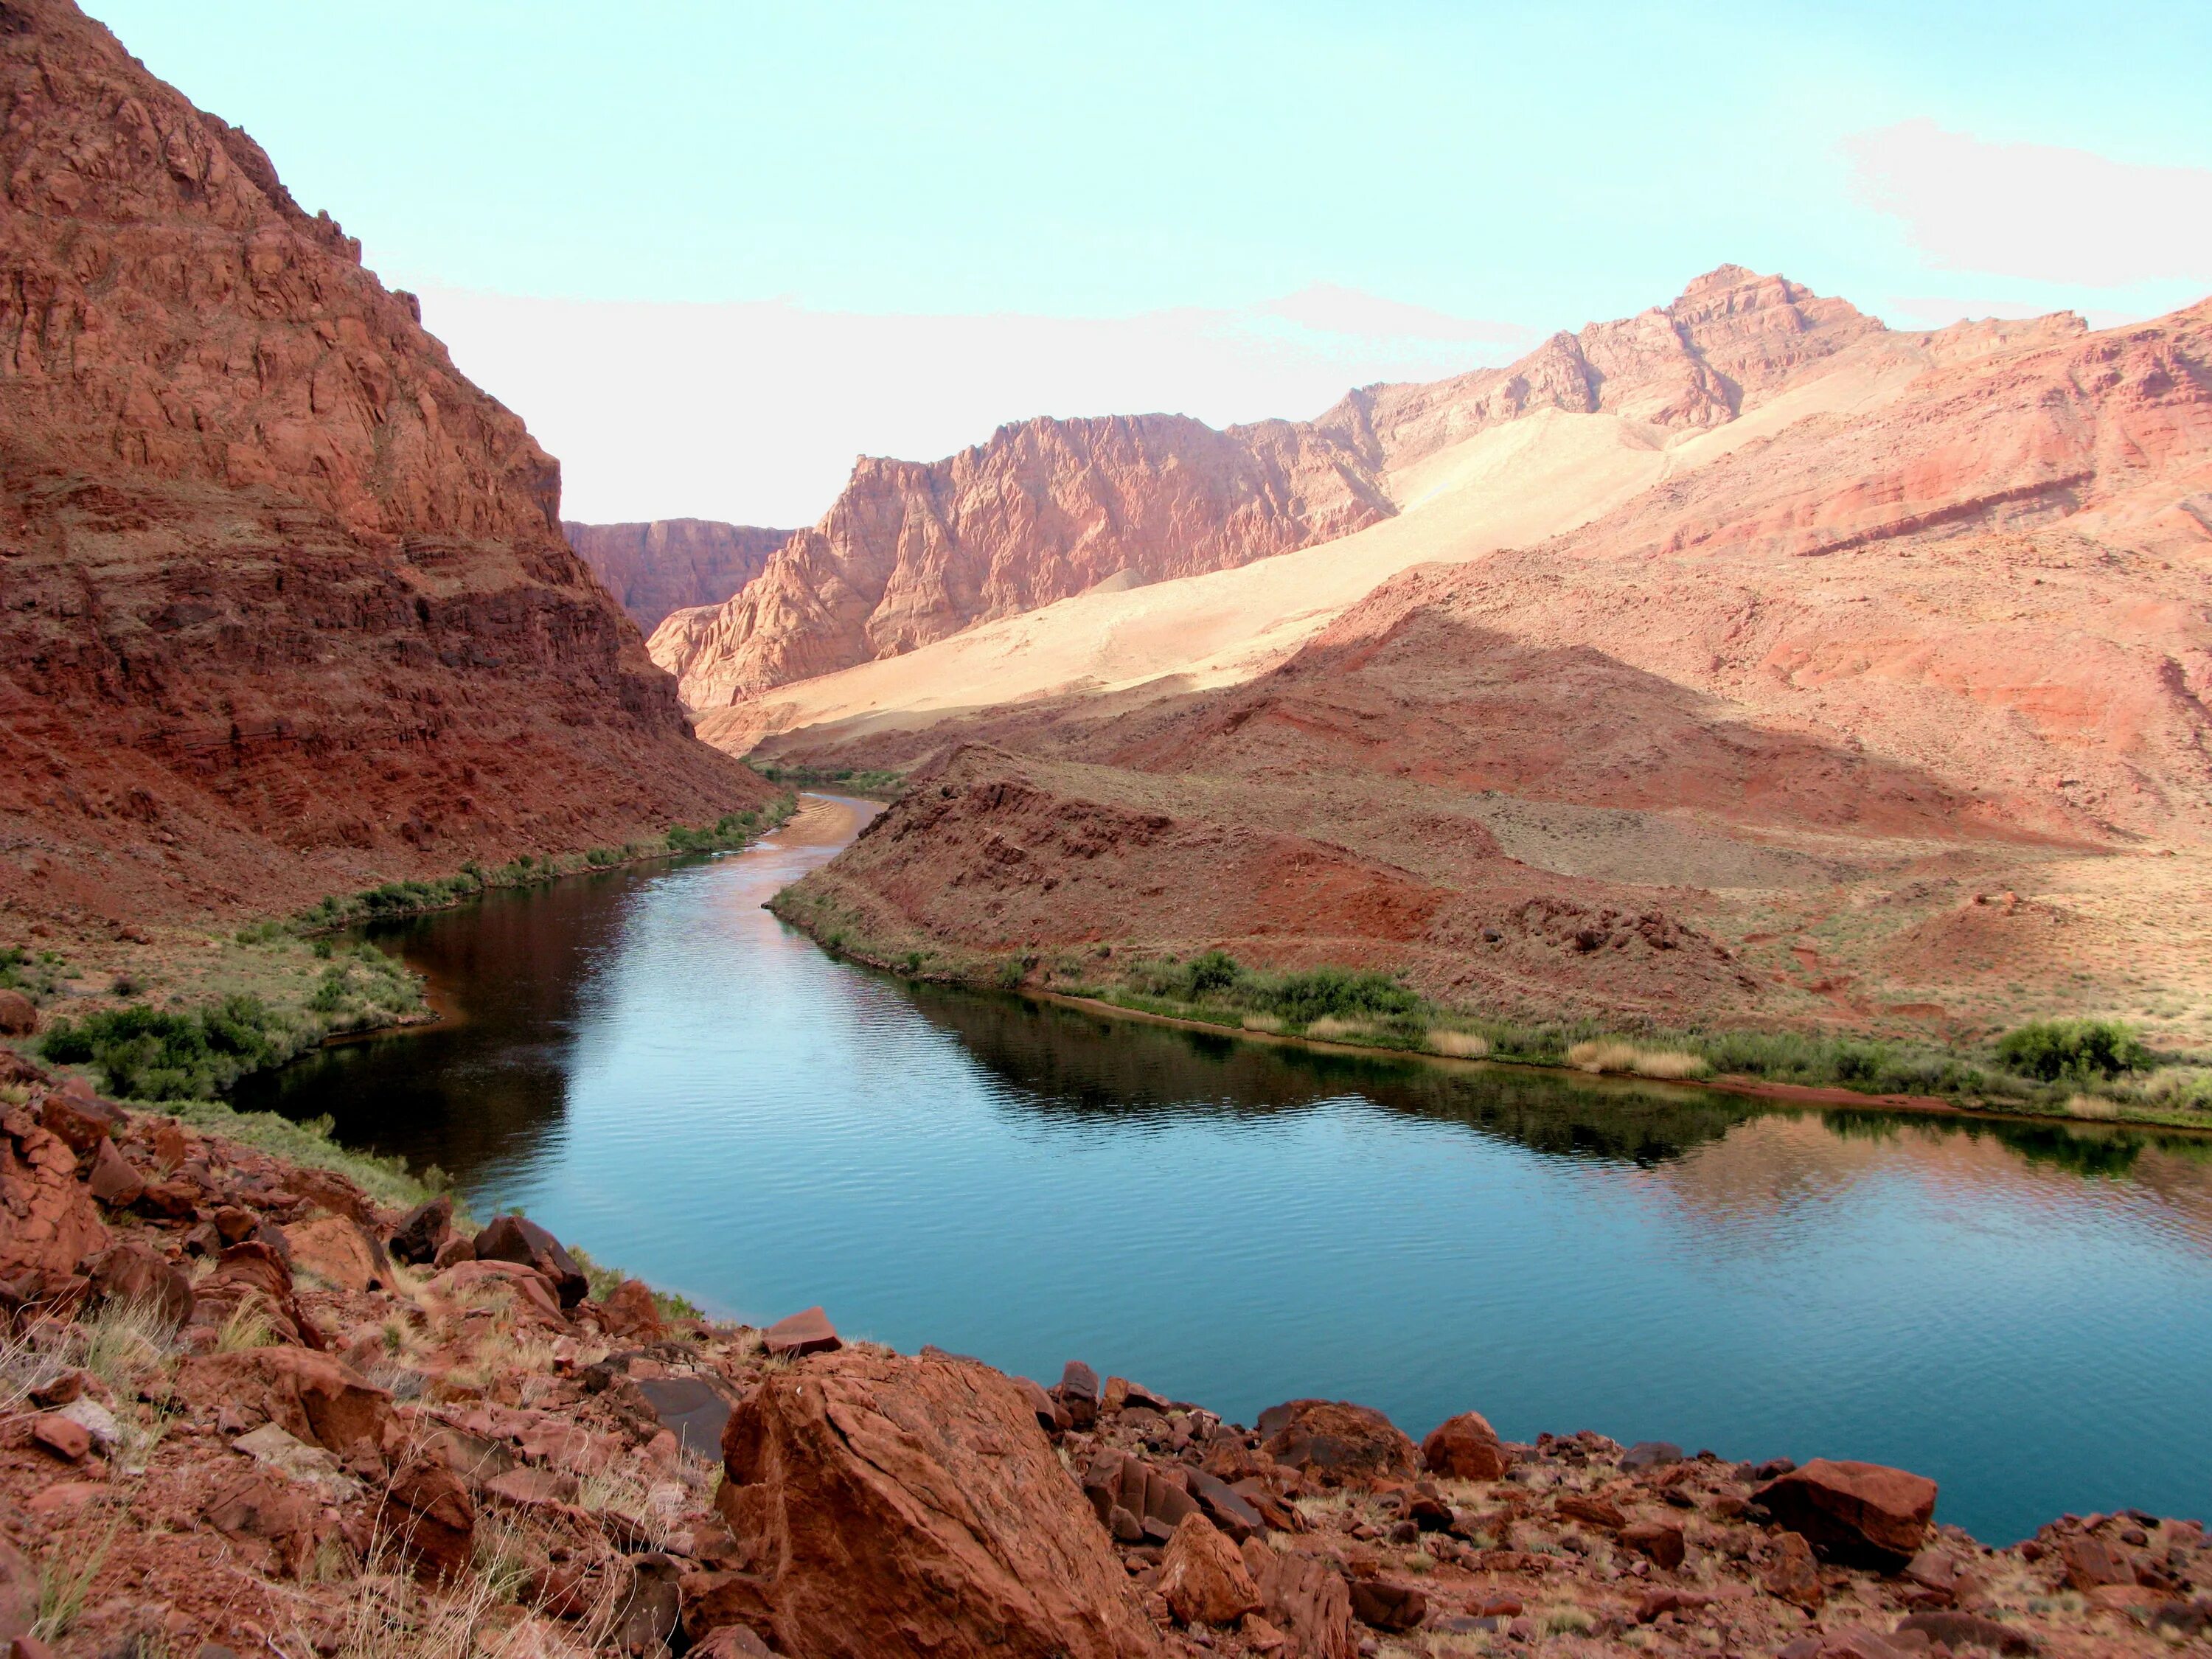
[655,267,1884,712]
[711,1350,1161,1658]
[0,0,768,942]
[563,518,791,633]
[650,411,1397,704]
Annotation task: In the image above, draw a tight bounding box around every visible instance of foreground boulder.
[1157,1513,1259,1626]
[473,1214,589,1307]
[177,1348,394,1462]
[711,1351,1161,1658]
[1257,1399,1417,1486]
[0,1105,108,1287]
[1756,1459,1937,1568]
[1420,1409,1508,1480]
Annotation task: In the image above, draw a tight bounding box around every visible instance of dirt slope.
[0,0,769,939]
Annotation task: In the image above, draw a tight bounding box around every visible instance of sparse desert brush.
[1425,1029,1491,1058]
[1565,1039,1642,1074]
[1630,1048,1711,1079]
[1304,1015,1374,1041]
[1565,1039,1709,1079]
[2142,1066,2212,1110]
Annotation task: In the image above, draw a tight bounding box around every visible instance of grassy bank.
[749,761,905,800]
[13,796,798,1111]
[767,888,2212,1132]
[294,795,796,932]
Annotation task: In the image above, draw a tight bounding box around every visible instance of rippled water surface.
[237,796,2212,1544]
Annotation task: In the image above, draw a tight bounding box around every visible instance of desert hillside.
[761,280,2212,1048]
[0,0,771,939]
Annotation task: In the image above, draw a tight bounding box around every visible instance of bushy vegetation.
[752,761,905,799]
[293,798,795,931]
[1125,952,1425,1035]
[664,809,765,854]
[0,945,63,1003]
[39,995,308,1101]
[38,945,420,1102]
[1994,1018,2152,1082]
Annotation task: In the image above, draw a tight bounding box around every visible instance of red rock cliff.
[563,518,792,632]
[0,0,769,932]
[650,410,1397,705]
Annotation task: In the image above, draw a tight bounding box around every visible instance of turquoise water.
[237,797,2212,1544]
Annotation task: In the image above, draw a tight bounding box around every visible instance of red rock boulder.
[1158,1513,1259,1626]
[1421,1410,1508,1480]
[473,1214,588,1307]
[712,1351,1160,1658]
[176,1348,393,1462]
[1257,1399,1417,1488]
[1755,1458,1937,1568]
[761,1304,841,1357]
[0,1107,107,1290]
[0,990,36,1036]
[83,1241,193,1326]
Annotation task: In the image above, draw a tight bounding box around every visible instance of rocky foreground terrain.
[0,0,769,954]
[2,1055,2205,1658]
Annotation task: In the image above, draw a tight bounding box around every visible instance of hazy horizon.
[95,0,2212,524]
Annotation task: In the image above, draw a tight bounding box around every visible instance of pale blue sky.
[92,1,2212,522]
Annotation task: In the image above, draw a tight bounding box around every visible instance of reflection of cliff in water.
[231,863,672,1183]
[902,984,1758,1166]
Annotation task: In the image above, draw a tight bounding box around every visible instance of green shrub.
[38,995,303,1101]
[1180,950,1244,1000]
[1996,1019,2151,1082]
[1252,966,1420,1026]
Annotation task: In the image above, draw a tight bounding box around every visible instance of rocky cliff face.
[0,0,768,933]
[1313,265,1882,471]
[655,268,1885,710]
[650,411,1397,706]
[563,518,791,632]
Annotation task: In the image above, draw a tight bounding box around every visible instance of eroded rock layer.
[563,518,791,633]
[0,0,768,933]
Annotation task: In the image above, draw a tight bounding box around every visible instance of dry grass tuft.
[1239,1013,1284,1034]
[1565,1039,1709,1079]
[1304,1015,1374,1041]
[2063,1093,2119,1121]
[1425,1029,1491,1059]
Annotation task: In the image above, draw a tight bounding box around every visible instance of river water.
[235,795,2212,1543]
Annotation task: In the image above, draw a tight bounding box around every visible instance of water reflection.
[235,797,2212,1544]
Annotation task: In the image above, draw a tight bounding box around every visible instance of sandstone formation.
[764,280,2212,1041]
[563,518,791,633]
[666,266,1880,715]
[651,411,1397,704]
[0,1052,2204,1656]
[0,0,769,944]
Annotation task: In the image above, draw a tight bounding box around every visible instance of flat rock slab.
[635,1375,735,1459]
[762,1306,841,1357]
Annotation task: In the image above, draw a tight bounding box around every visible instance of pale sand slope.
[699,331,1939,756]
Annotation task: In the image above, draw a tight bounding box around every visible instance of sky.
[94,1,2212,526]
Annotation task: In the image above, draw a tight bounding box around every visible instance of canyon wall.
[563,518,791,632]
[0,0,770,935]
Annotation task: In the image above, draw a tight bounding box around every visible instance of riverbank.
[4,796,798,1109]
[764,885,2212,1135]
[2,1053,2204,1659]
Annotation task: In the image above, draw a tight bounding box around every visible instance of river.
[234,794,2212,1543]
